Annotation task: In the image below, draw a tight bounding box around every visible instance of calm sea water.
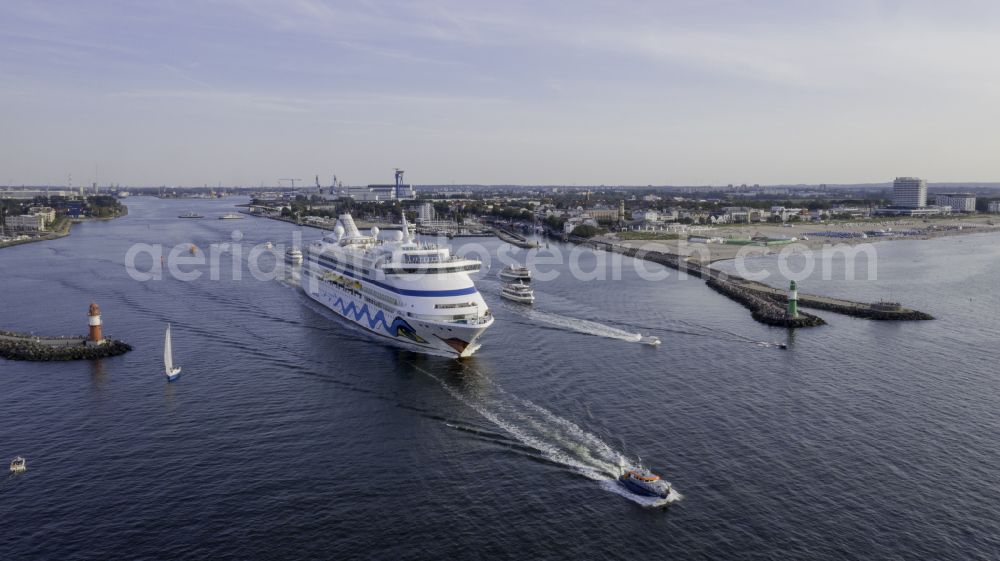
[2,197,998,560]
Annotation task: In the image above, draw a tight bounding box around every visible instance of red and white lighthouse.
[88,302,104,343]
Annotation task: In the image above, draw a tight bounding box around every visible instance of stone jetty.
[0,331,132,361]
[0,303,132,361]
[568,237,933,327]
[703,275,826,327]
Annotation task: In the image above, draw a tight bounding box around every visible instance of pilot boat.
[618,465,673,499]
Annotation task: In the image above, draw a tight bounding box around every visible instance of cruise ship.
[303,214,493,357]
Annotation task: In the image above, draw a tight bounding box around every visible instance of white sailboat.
[164,324,182,381]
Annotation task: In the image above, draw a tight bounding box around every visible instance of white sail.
[164,324,174,373]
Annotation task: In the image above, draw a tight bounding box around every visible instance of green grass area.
[49,215,71,234]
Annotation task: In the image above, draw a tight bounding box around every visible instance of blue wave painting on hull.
[321,292,427,344]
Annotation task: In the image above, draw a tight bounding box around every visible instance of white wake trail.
[410,362,682,506]
[505,305,648,343]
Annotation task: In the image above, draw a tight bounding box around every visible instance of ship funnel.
[400,211,412,243]
[337,214,362,239]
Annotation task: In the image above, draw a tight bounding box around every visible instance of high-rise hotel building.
[892,177,927,208]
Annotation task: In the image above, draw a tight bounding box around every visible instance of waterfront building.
[830,205,870,219]
[659,209,679,222]
[7,214,45,232]
[988,201,1000,213]
[713,206,768,224]
[28,206,56,226]
[586,208,620,221]
[874,177,940,216]
[892,177,927,208]
[334,170,416,202]
[634,210,660,223]
[67,201,85,218]
[340,183,416,202]
[418,203,435,223]
[563,215,599,233]
[770,206,805,222]
[934,193,976,213]
[0,189,78,200]
[711,209,742,224]
[873,206,948,217]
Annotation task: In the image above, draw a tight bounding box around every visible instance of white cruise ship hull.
[304,273,491,358]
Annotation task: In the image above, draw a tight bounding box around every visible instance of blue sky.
[2,0,999,186]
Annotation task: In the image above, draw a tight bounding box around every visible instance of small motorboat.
[499,265,531,282]
[286,247,303,263]
[218,213,244,220]
[500,281,534,304]
[263,241,274,250]
[9,456,26,474]
[618,464,673,499]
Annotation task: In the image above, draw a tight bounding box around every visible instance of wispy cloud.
[334,40,468,67]
[4,0,1000,185]
[160,64,217,91]
[112,89,313,113]
[111,87,506,112]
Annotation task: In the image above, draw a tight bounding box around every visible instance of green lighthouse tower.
[787,280,799,318]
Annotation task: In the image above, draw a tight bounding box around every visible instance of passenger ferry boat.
[500,281,534,304]
[303,214,493,357]
[178,211,204,219]
[499,265,531,282]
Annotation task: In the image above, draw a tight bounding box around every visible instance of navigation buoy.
[88,302,104,344]
[787,280,799,319]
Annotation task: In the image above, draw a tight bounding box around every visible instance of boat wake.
[501,304,659,346]
[613,318,786,350]
[410,362,681,507]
